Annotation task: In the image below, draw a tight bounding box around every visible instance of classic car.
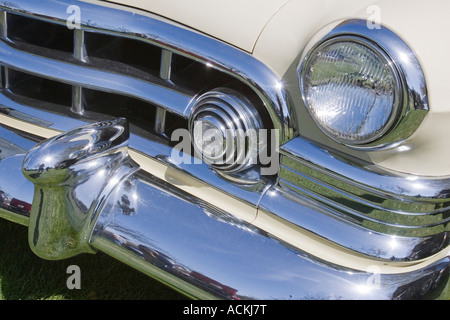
[0,0,448,300]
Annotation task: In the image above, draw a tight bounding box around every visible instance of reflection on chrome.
[92,162,450,299]
[0,0,447,299]
[298,19,429,149]
[0,127,35,225]
[0,189,31,216]
[22,118,139,260]
[389,236,399,251]
[276,137,450,261]
[0,120,447,299]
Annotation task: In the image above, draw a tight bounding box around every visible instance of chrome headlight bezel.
[298,19,429,150]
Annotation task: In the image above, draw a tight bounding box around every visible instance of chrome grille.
[0,8,274,143]
[0,0,299,214]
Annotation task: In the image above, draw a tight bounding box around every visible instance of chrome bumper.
[0,0,448,300]
[0,120,448,300]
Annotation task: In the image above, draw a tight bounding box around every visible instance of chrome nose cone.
[23,118,129,183]
[22,118,138,260]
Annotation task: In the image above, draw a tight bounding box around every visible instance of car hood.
[104,0,291,53]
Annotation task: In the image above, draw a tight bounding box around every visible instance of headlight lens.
[301,37,401,145]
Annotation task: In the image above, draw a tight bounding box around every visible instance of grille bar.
[71,28,86,115]
[71,85,83,114]
[0,37,193,114]
[0,0,273,211]
[154,108,167,134]
[0,9,196,141]
[160,49,173,81]
[0,8,280,142]
[0,11,6,38]
[73,28,87,63]
[0,0,297,144]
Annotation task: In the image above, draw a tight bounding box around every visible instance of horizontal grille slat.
[0,0,298,145]
[0,9,271,145]
[0,10,196,142]
[0,39,193,114]
[279,140,450,238]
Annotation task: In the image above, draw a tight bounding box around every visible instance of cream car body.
[109,0,450,176]
[0,0,448,299]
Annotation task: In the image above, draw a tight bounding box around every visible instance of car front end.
[0,0,448,299]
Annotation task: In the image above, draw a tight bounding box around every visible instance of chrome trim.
[0,0,445,263]
[0,93,271,208]
[91,171,449,299]
[23,118,137,260]
[298,19,429,149]
[188,88,263,173]
[73,29,87,63]
[0,125,34,226]
[5,90,447,263]
[0,11,6,37]
[0,0,447,300]
[71,85,83,114]
[271,136,450,261]
[154,108,167,134]
[0,122,448,299]
[159,49,172,81]
[0,39,192,116]
[0,0,297,143]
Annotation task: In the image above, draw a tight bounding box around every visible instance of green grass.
[435,276,450,301]
[0,219,186,300]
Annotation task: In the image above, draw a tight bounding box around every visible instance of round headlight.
[300,36,401,145]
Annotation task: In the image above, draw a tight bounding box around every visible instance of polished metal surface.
[189,88,263,173]
[0,0,297,143]
[0,117,447,299]
[91,168,450,299]
[272,137,450,261]
[0,38,193,116]
[4,81,448,264]
[154,108,167,134]
[23,118,139,259]
[298,19,429,150]
[0,92,271,208]
[73,29,88,63]
[0,125,35,226]
[159,49,173,81]
[0,0,447,300]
